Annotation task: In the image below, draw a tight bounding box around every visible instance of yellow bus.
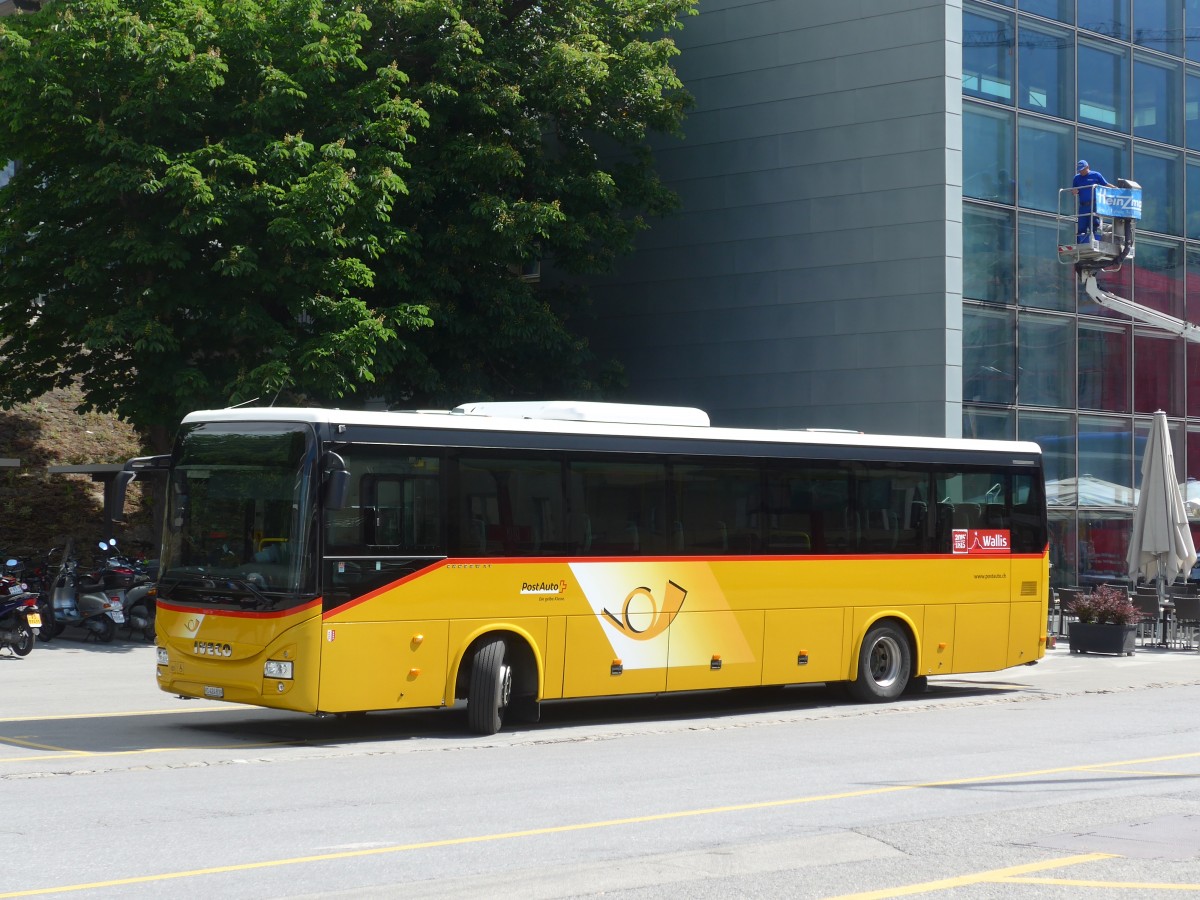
[135,401,1049,734]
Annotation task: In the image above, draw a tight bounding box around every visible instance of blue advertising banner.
[1093,186,1142,219]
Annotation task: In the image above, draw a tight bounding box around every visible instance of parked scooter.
[0,565,41,657]
[43,543,126,643]
[96,539,156,641]
[122,562,157,642]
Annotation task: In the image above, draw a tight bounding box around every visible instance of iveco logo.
[194,641,233,658]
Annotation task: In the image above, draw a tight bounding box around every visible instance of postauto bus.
[130,401,1048,734]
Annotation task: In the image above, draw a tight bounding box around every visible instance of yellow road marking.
[0,737,84,753]
[1007,876,1200,889]
[825,853,1115,899]
[1,752,1199,897]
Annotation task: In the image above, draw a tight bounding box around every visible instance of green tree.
[0,0,695,446]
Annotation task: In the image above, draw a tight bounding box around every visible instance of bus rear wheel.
[468,639,511,735]
[847,623,910,702]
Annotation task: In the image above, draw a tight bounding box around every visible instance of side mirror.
[322,452,350,511]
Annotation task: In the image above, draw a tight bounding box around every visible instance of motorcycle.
[0,565,41,657]
[42,542,126,643]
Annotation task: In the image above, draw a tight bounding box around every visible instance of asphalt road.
[3,634,1200,898]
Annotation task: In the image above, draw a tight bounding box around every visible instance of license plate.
[204,686,224,699]
[8,585,22,595]
[109,611,125,624]
[27,613,41,628]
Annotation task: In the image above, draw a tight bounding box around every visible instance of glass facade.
[964,0,1200,587]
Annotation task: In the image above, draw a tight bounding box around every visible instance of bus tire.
[468,639,511,736]
[847,622,910,702]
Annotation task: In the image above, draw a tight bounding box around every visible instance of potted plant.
[1067,584,1139,655]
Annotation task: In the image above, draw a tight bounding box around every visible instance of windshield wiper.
[162,571,280,610]
[220,577,275,610]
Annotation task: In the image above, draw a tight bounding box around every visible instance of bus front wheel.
[468,639,511,735]
[847,623,911,702]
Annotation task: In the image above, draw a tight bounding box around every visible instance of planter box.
[1068,622,1137,656]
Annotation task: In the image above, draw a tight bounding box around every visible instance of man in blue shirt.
[1073,159,1111,243]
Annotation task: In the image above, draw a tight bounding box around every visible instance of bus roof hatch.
[450,401,711,427]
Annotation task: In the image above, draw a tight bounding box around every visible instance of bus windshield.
[159,422,318,608]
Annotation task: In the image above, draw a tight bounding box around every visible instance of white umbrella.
[1128,411,1198,604]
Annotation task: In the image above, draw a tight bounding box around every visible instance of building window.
[964,103,1016,203]
[1190,343,1200,418]
[1188,0,1200,63]
[1186,72,1200,149]
[1080,0,1131,41]
[1019,19,1075,117]
[1020,409,1077,482]
[1078,129,1132,181]
[1079,38,1131,131]
[1019,115,1073,210]
[1188,422,1200,476]
[1019,0,1073,24]
[964,204,1016,303]
[1018,212,1074,310]
[1133,0,1184,56]
[1187,246,1200,322]
[963,406,1016,439]
[964,305,1017,405]
[1019,312,1076,407]
[1134,331,1185,414]
[964,4,1015,104]
[1079,414,1135,489]
[1134,235,1185,317]
[1133,54,1183,145]
[1134,144,1184,234]
[1079,320,1131,410]
[1079,511,1133,584]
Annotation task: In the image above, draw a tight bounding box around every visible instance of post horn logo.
[602,580,688,640]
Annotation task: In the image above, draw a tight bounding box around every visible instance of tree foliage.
[0,0,695,444]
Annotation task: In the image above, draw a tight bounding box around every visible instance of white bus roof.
[180,403,1043,458]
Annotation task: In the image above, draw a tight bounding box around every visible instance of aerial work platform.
[1053,180,1200,344]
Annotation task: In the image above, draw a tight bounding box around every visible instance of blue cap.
[1077,160,1088,171]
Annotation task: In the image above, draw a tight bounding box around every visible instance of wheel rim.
[867,635,903,689]
[498,664,512,710]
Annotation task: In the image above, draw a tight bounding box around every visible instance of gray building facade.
[592,0,965,436]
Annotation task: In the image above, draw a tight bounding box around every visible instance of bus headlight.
[264,660,294,679]
[156,647,169,666]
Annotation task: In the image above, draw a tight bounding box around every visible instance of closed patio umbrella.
[1128,411,1198,607]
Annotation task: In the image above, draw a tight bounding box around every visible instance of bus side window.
[672,462,760,555]
[568,459,668,556]
[856,467,930,554]
[457,456,565,556]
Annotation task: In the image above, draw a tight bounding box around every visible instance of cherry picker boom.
[1056,180,1200,343]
